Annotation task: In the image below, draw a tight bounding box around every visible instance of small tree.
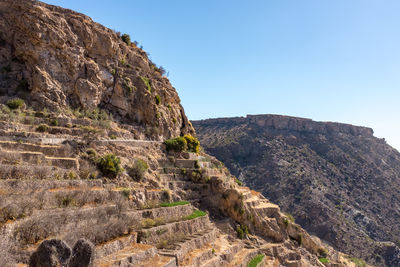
[36,124,49,133]
[6,98,24,110]
[121,33,131,46]
[184,135,200,153]
[98,154,123,178]
[164,137,187,152]
[128,159,148,181]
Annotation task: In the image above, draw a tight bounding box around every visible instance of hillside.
[193,114,400,267]
[0,0,193,140]
[0,1,358,267]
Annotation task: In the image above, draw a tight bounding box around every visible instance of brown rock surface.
[0,0,193,139]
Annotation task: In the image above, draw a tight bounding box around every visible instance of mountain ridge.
[193,114,400,267]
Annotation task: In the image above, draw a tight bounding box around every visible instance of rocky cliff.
[193,114,400,267]
[0,0,193,140]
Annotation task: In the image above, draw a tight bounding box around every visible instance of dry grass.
[0,236,16,266]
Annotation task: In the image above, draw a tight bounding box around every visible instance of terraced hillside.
[0,109,357,266]
[193,114,400,267]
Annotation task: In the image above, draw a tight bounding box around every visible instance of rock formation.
[193,114,400,267]
[0,0,193,140]
[29,239,71,267]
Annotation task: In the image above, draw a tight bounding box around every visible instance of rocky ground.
[193,114,400,267]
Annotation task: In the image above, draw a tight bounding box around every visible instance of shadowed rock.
[69,239,94,267]
[29,239,71,267]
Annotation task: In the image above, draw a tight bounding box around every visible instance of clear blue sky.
[43,0,400,150]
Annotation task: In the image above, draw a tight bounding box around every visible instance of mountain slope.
[0,1,354,266]
[193,114,400,267]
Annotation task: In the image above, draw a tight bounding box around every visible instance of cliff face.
[0,0,194,139]
[193,114,400,267]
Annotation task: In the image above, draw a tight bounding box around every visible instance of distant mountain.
[193,114,400,267]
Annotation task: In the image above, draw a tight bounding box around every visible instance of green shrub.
[157,239,168,249]
[50,119,58,126]
[318,257,329,264]
[236,225,248,239]
[283,218,289,228]
[59,196,76,207]
[235,178,243,186]
[6,98,24,110]
[127,159,148,181]
[98,153,123,178]
[247,254,265,267]
[155,95,161,105]
[86,148,97,158]
[184,135,200,153]
[141,218,156,228]
[67,171,77,180]
[140,76,151,92]
[109,134,117,140]
[284,212,295,223]
[297,233,303,245]
[164,137,187,152]
[160,201,189,207]
[121,33,131,45]
[36,124,49,132]
[236,225,244,239]
[156,228,168,236]
[184,210,207,220]
[318,247,328,258]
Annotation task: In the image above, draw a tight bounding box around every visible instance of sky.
[43,0,400,150]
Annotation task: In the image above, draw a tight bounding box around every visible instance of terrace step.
[93,243,158,267]
[238,190,253,201]
[180,234,243,267]
[139,215,211,245]
[158,167,199,175]
[0,140,72,157]
[0,135,69,145]
[0,163,68,180]
[2,186,118,212]
[163,181,209,191]
[159,227,219,263]
[252,203,280,217]
[95,233,138,259]
[0,150,78,169]
[135,254,176,267]
[244,196,263,207]
[0,179,104,194]
[225,247,259,267]
[174,159,198,169]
